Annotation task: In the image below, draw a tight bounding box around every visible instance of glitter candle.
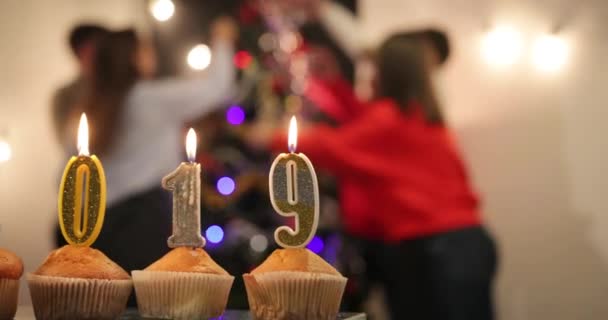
[162,128,205,248]
[58,113,107,247]
[269,116,319,248]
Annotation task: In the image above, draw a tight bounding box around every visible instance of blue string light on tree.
[306,235,325,254]
[217,176,236,195]
[205,225,225,244]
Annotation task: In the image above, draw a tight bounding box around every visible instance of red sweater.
[272,98,481,242]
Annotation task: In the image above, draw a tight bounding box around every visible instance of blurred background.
[1,0,607,319]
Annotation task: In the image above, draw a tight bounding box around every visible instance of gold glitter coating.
[58,156,106,246]
[162,162,205,248]
[270,153,319,248]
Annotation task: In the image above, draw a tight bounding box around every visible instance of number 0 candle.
[269,116,319,248]
[58,113,107,247]
[162,128,205,248]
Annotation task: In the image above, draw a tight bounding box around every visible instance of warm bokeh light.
[77,113,89,156]
[186,128,197,162]
[532,34,569,73]
[288,116,297,153]
[279,32,300,53]
[258,33,277,52]
[187,44,211,70]
[250,234,269,253]
[0,140,11,163]
[150,0,175,22]
[482,26,523,68]
[233,50,253,69]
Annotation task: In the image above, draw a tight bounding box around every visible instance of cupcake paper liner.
[243,271,347,320]
[132,270,234,320]
[27,273,132,320]
[0,278,20,320]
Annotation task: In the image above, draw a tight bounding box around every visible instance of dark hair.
[81,29,140,155]
[376,33,444,124]
[299,22,355,82]
[390,28,450,65]
[68,24,108,56]
[421,29,450,65]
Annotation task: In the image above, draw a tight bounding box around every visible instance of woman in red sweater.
[272,33,497,319]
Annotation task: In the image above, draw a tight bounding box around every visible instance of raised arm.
[271,102,400,179]
[132,17,238,121]
[317,1,364,59]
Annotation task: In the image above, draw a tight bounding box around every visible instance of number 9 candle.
[269,116,319,248]
[58,113,107,247]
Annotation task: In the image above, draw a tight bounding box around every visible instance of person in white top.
[54,18,237,303]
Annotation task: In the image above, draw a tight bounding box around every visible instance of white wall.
[360,0,608,319]
[0,0,146,303]
[1,0,607,317]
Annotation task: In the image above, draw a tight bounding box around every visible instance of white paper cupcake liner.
[0,278,20,320]
[132,270,234,320]
[243,271,347,320]
[27,273,132,320]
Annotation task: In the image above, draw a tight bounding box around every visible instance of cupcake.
[27,245,132,320]
[243,248,348,320]
[132,247,234,320]
[0,248,23,320]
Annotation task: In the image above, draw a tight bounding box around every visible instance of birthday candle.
[269,116,319,248]
[162,128,205,248]
[58,113,107,247]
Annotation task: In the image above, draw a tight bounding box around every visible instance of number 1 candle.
[58,113,107,247]
[162,128,205,248]
[269,116,319,248]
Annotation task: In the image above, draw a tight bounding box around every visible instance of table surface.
[15,306,366,320]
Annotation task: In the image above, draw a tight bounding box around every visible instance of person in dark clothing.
[268,32,497,320]
[52,24,108,152]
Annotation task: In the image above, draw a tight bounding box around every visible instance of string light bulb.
[205,225,224,244]
[0,140,11,163]
[217,177,236,196]
[187,44,211,70]
[250,234,269,253]
[481,25,524,68]
[150,0,175,22]
[532,34,569,73]
[226,106,245,125]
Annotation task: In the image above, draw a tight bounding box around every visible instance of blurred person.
[292,1,452,119]
[52,24,108,152]
[355,29,449,106]
[416,28,450,68]
[54,17,238,305]
[275,0,450,70]
[264,33,496,320]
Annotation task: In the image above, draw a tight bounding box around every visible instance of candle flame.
[186,128,197,162]
[77,113,90,156]
[288,116,297,153]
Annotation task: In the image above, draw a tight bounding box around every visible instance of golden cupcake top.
[35,245,129,280]
[0,248,24,279]
[145,247,229,275]
[251,248,341,276]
